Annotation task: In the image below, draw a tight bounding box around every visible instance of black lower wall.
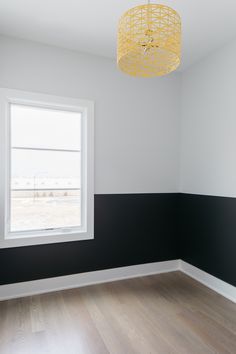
[0,193,179,285]
[180,193,236,287]
[1,192,235,288]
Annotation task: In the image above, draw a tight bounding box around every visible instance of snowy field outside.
[10,178,81,232]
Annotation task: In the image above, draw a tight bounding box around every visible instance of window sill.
[0,231,94,248]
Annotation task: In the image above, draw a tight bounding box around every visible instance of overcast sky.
[11,104,81,179]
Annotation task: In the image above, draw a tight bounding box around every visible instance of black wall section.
[180,193,236,287]
[1,192,235,288]
[0,193,179,285]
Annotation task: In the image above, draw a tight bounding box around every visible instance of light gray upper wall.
[0,35,181,194]
[180,37,236,197]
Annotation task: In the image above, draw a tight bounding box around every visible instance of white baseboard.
[0,260,179,301]
[1,259,235,303]
[180,260,236,304]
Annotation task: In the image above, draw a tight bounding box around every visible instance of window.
[0,89,94,248]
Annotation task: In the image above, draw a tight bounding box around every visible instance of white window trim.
[0,88,94,248]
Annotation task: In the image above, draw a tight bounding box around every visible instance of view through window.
[10,104,82,233]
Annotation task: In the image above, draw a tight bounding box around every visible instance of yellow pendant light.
[117,1,181,77]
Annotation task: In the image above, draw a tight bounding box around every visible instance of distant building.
[11,177,80,198]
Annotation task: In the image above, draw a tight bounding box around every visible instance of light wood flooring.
[0,271,236,354]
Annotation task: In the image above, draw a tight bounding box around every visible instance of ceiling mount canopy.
[117,1,181,77]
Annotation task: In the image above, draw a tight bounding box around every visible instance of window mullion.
[11,146,81,153]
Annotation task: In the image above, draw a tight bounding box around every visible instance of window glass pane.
[11,190,81,232]
[11,104,81,150]
[10,106,82,233]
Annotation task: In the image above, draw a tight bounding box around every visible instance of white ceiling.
[0,0,236,71]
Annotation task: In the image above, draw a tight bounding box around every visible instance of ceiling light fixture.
[117,1,181,77]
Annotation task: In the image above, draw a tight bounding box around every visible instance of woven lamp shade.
[117,4,181,77]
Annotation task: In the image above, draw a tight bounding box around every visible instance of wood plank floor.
[0,271,236,354]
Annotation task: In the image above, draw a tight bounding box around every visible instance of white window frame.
[0,88,94,248]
